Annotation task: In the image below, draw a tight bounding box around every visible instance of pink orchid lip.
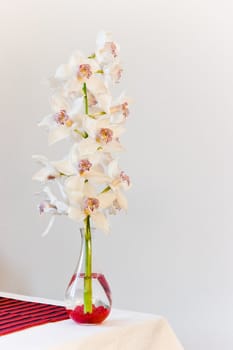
[105,41,118,58]
[114,65,123,82]
[96,128,113,144]
[120,171,130,186]
[78,159,92,175]
[83,197,100,215]
[87,90,97,106]
[121,102,129,118]
[77,64,92,80]
[54,109,70,125]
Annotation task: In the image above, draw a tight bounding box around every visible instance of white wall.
[1,0,233,349]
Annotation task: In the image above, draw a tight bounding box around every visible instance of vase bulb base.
[67,304,110,324]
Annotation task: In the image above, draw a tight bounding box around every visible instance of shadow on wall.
[0,254,29,295]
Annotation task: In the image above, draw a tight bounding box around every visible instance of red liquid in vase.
[66,273,111,324]
[67,304,110,324]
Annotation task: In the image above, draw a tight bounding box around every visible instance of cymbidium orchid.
[95,31,120,65]
[32,155,61,181]
[33,31,131,314]
[52,144,110,183]
[65,177,114,233]
[109,93,130,123]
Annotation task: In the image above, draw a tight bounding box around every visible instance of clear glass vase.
[65,223,112,325]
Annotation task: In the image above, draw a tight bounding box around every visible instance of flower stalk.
[74,129,88,138]
[82,83,93,313]
[101,185,111,193]
[33,31,131,249]
[83,215,93,313]
[82,82,88,115]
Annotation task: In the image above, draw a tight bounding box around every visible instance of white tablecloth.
[0,292,184,350]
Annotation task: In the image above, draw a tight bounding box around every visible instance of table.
[0,292,184,350]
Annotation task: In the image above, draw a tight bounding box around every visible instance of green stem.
[82,82,88,115]
[74,129,88,138]
[101,185,111,194]
[83,215,92,313]
[88,111,106,119]
[95,69,104,74]
[88,53,96,59]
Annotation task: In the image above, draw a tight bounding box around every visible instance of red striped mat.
[0,297,69,336]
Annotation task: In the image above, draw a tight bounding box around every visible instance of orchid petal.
[112,125,126,137]
[67,191,83,205]
[52,159,74,176]
[105,140,125,153]
[38,114,54,128]
[78,139,98,156]
[68,206,84,222]
[48,127,70,145]
[32,168,53,182]
[32,154,48,164]
[68,50,85,68]
[65,176,83,192]
[69,97,83,118]
[55,63,72,80]
[42,187,68,213]
[108,160,120,178]
[43,186,58,203]
[116,191,128,210]
[83,182,96,197]
[84,117,98,138]
[55,179,67,201]
[88,76,108,95]
[98,192,115,209]
[97,94,112,113]
[87,77,111,112]
[91,211,110,233]
[96,31,113,49]
[42,216,55,237]
[50,93,69,112]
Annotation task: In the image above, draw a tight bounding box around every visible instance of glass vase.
[65,221,112,325]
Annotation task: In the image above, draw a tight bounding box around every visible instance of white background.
[0,1,233,349]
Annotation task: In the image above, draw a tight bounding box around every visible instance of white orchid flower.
[109,93,131,124]
[104,159,131,212]
[38,187,68,236]
[32,154,78,184]
[55,51,98,81]
[39,187,67,213]
[108,159,131,190]
[84,92,130,124]
[52,143,110,184]
[77,117,125,156]
[65,176,114,233]
[85,116,125,138]
[32,155,61,182]
[104,62,123,86]
[95,31,120,66]
[38,97,88,145]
